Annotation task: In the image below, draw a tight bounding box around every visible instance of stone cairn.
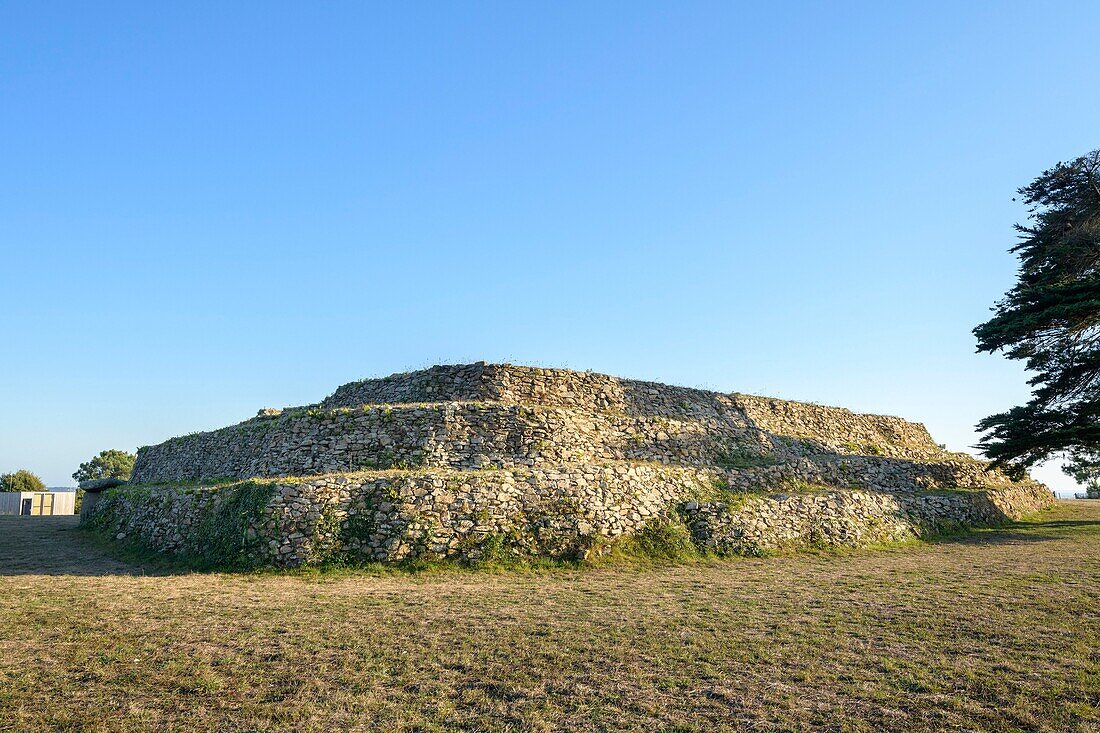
[88,363,1054,566]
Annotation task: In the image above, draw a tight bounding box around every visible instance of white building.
[0,491,76,516]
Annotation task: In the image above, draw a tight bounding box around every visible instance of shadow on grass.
[1021,519,1100,529]
[920,514,1100,549]
[49,525,593,579]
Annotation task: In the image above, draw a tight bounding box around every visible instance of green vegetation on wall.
[86,481,277,569]
[188,481,277,568]
[713,448,779,470]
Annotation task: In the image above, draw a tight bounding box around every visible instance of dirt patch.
[0,516,134,576]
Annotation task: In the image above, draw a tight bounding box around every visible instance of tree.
[72,449,136,484]
[974,149,1100,477]
[0,470,47,493]
[1062,449,1100,498]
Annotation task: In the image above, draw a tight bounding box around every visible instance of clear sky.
[1,2,1096,492]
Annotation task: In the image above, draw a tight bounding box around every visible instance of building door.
[41,493,54,515]
[20,498,31,515]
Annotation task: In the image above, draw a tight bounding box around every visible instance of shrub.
[620,518,699,561]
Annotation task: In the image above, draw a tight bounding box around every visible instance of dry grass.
[1,502,1098,732]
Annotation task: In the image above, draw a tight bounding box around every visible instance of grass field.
[1,502,1098,732]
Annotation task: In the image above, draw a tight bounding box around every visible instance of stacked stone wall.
[322,364,940,457]
[91,467,1053,568]
[130,406,1008,498]
[682,485,1042,554]
[133,364,948,484]
[131,402,761,483]
[733,394,941,459]
[102,362,1057,567]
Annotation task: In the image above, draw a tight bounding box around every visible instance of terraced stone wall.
[90,468,1054,568]
[109,363,1056,567]
[324,364,940,455]
[685,482,1055,554]
[129,402,760,483]
[132,364,949,484]
[722,454,1034,494]
[734,394,942,459]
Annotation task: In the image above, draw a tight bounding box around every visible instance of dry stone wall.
[130,401,759,482]
[94,465,712,565]
[322,363,941,455]
[685,482,1054,554]
[734,394,943,459]
[132,364,948,484]
[90,466,1052,567]
[719,453,1034,494]
[97,362,1056,567]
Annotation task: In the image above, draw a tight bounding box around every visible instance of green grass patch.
[610,517,700,562]
[713,447,780,469]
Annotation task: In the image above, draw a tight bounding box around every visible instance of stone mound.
[91,363,1054,566]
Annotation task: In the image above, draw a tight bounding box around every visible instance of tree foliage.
[72,449,136,484]
[0,470,47,493]
[1062,449,1100,497]
[975,149,1100,477]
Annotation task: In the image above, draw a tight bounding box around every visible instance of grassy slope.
[0,502,1097,733]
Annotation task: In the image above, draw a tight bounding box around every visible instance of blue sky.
[1,1,1096,492]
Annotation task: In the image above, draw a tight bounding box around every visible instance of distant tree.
[974,149,1100,477]
[72,449,136,484]
[0,470,47,493]
[1063,449,1100,498]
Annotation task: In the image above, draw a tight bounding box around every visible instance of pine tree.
[975,150,1100,477]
